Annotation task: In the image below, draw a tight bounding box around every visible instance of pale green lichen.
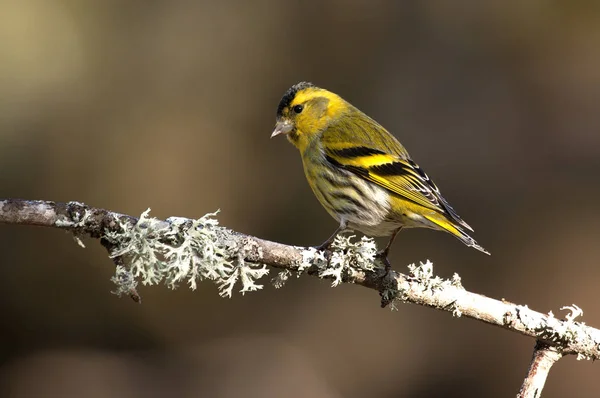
[110,265,138,297]
[56,202,92,228]
[407,260,446,291]
[551,305,589,360]
[57,202,93,248]
[382,260,466,313]
[272,269,292,289]
[298,247,324,274]
[451,273,463,289]
[219,261,269,297]
[72,235,86,248]
[299,234,378,287]
[103,209,269,298]
[407,260,464,293]
[516,303,599,360]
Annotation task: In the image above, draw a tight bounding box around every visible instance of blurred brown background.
[0,1,599,397]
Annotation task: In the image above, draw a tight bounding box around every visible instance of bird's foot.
[315,242,331,252]
[313,241,333,264]
[375,250,397,308]
[375,249,392,275]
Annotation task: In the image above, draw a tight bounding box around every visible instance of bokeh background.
[0,1,599,397]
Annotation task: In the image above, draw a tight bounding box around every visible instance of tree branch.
[1,199,599,397]
[517,341,563,398]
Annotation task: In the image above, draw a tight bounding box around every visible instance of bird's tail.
[424,214,490,255]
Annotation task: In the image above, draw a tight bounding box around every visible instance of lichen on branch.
[103,209,272,298]
[0,199,599,372]
[102,208,387,298]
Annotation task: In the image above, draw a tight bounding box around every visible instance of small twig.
[517,341,563,398]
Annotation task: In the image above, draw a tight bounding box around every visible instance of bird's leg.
[376,227,403,272]
[316,219,348,252]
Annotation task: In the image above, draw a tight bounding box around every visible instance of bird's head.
[271,82,347,152]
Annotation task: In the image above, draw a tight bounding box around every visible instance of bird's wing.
[321,113,473,231]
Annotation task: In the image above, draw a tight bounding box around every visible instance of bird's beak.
[271,121,293,138]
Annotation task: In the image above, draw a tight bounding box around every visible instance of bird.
[271,82,489,267]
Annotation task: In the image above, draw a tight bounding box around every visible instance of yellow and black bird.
[271,82,489,266]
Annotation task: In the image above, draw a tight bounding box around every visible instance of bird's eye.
[293,104,304,114]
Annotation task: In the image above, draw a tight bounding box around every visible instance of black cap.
[276,82,315,118]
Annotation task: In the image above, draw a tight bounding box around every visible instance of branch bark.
[517,341,563,398]
[1,199,598,397]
